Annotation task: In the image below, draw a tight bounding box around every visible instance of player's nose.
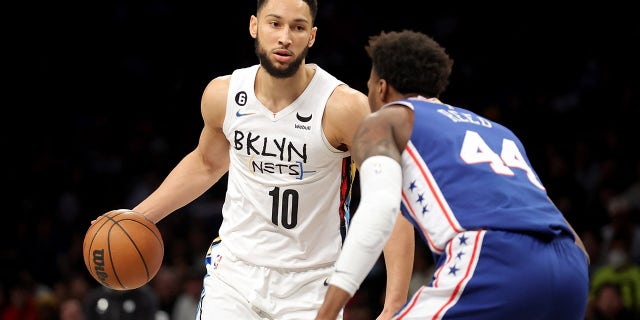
[278,29,293,47]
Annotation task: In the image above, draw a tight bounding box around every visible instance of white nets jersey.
[219,64,355,269]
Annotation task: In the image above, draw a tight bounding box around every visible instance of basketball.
[83,209,164,290]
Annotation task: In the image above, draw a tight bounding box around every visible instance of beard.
[254,37,309,79]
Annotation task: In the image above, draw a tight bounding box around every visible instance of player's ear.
[378,79,389,102]
[307,26,317,47]
[249,15,258,39]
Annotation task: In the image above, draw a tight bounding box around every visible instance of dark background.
[3,1,639,318]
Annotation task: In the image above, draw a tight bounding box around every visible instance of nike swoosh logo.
[236,110,256,117]
[323,277,329,286]
[296,112,312,122]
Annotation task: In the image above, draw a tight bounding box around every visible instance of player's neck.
[255,64,315,112]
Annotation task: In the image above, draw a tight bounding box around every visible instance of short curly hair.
[365,30,453,98]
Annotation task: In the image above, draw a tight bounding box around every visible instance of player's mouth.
[273,49,293,63]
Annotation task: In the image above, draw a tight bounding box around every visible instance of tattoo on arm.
[353,121,402,166]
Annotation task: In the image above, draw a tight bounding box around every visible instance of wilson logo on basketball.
[92,249,109,285]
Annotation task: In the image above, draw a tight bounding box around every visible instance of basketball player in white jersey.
[108,0,415,319]
[316,30,590,319]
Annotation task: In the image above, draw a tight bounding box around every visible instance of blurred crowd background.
[4,1,639,319]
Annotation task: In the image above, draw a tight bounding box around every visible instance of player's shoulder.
[205,65,258,97]
[200,75,232,124]
[324,84,371,146]
[207,74,232,88]
[333,83,366,98]
[310,64,365,101]
[203,75,231,100]
[328,84,368,110]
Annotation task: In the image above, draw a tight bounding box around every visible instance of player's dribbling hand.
[90,208,131,225]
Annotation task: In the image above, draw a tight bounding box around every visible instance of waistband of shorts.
[209,237,335,272]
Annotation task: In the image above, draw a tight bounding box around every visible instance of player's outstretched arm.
[378,215,414,320]
[316,155,403,320]
[132,76,231,223]
[317,105,412,320]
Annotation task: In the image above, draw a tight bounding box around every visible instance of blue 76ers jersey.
[394,97,573,258]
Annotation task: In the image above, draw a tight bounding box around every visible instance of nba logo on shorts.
[213,254,223,269]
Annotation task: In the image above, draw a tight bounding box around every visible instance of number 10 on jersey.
[269,187,299,229]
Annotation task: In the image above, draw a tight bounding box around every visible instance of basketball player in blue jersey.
[96,1,414,319]
[316,30,591,319]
